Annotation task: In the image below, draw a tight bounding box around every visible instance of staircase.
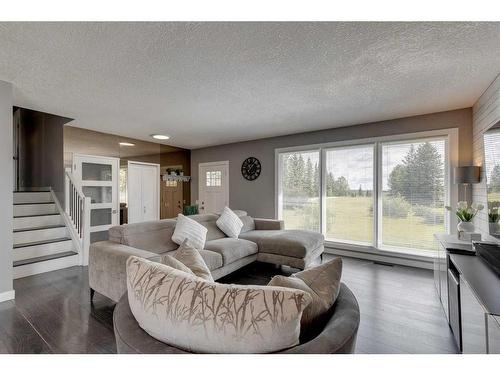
[13,190,79,279]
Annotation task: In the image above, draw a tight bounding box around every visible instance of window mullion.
[320,148,326,236]
[375,142,383,250]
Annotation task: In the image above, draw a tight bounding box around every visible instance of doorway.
[198,161,229,214]
[72,154,120,242]
[127,161,160,223]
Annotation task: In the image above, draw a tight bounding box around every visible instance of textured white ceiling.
[0,22,499,149]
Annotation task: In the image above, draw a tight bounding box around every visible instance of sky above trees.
[281,140,446,197]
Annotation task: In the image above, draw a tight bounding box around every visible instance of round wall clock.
[241,157,261,181]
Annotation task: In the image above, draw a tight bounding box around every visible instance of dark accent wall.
[17,108,72,204]
[0,81,13,296]
[64,126,191,209]
[191,108,473,219]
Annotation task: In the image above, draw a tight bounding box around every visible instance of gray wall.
[191,108,472,218]
[472,74,500,244]
[0,81,13,298]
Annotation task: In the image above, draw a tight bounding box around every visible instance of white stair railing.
[64,168,91,266]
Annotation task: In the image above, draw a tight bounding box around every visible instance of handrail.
[65,168,91,266]
[65,167,85,197]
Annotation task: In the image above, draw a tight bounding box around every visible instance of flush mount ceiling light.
[151,134,170,140]
[119,142,135,146]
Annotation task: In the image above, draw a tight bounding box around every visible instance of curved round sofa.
[113,283,360,354]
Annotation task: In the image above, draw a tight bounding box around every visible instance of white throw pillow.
[172,214,207,250]
[216,206,244,238]
[126,256,312,353]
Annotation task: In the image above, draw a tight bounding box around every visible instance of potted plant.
[446,201,484,233]
[489,206,500,234]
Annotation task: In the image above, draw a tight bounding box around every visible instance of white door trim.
[198,161,229,213]
[198,160,230,168]
[127,161,160,223]
[72,153,120,230]
[72,153,120,169]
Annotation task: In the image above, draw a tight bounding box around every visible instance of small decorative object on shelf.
[489,206,500,235]
[446,201,484,238]
[183,204,199,216]
[161,174,191,183]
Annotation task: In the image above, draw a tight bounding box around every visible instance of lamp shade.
[454,166,480,184]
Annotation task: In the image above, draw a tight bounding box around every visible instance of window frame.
[321,143,377,246]
[277,148,322,233]
[275,128,458,259]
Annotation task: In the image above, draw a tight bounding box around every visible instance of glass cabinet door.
[73,154,119,242]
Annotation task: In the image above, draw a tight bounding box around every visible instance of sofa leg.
[320,253,324,263]
[90,288,95,303]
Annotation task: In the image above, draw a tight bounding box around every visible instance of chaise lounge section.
[89,211,324,303]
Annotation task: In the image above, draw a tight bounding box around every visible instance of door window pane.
[82,162,112,181]
[83,186,112,204]
[206,171,222,187]
[120,168,127,204]
[279,150,320,232]
[90,208,112,226]
[325,146,374,244]
[381,139,446,252]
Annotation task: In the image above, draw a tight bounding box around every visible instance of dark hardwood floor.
[0,255,458,354]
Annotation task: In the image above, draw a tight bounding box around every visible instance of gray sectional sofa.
[89,210,324,303]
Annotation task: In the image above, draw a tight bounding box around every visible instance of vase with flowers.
[445,201,484,234]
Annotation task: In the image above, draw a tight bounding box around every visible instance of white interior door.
[73,154,119,242]
[127,161,160,223]
[198,161,229,214]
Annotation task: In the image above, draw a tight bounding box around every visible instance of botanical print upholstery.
[268,257,342,329]
[126,256,312,353]
[172,239,213,281]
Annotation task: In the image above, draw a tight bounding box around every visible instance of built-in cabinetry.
[488,315,500,353]
[435,237,451,320]
[459,277,487,353]
[434,234,500,354]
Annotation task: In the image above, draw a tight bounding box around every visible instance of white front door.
[72,154,119,242]
[127,161,160,223]
[198,161,229,214]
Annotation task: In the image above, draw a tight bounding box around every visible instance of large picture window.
[381,139,446,252]
[324,145,374,245]
[277,134,451,256]
[278,150,320,232]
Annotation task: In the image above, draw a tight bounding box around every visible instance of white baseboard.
[325,246,433,270]
[0,289,15,303]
